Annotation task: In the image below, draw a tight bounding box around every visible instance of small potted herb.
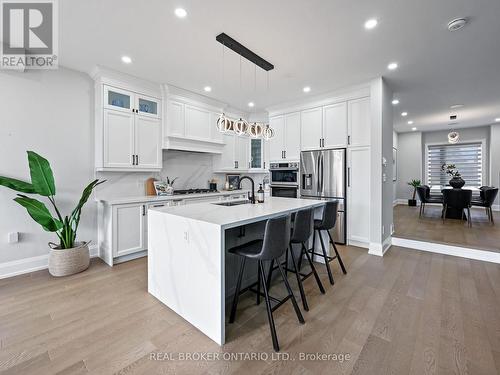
[407,179,421,206]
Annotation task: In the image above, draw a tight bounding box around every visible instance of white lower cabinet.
[113,203,147,258]
[347,147,371,246]
[98,192,247,265]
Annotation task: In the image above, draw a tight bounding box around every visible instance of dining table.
[430,185,480,220]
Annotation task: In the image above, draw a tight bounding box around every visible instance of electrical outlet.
[8,232,19,243]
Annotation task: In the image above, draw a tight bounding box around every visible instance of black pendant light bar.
[216,33,274,71]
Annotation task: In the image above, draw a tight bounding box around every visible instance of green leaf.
[70,179,105,220]
[14,195,63,232]
[0,176,35,193]
[27,151,56,197]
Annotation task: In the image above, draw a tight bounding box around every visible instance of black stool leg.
[277,261,305,324]
[302,242,325,294]
[256,262,261,305]
[266,259,275,291]
[327,231,347,275]
[318,230,334,285]
[289,243,309,311]
[259,260,279,352]
[229,257,246,323]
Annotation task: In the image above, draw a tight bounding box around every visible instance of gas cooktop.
[173,188,219,195]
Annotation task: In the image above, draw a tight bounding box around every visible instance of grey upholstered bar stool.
[266,208,325,311]
[310,200,347,285]
[228,214,305,352]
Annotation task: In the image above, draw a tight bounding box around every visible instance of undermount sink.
[213,200,251,207]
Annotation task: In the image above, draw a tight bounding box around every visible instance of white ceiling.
[60,0,500,133]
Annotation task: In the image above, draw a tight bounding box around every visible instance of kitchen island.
[147,197,325,345]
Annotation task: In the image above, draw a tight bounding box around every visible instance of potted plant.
[0,151,105,277]
[441,163,465,188]
[407,179,421,206]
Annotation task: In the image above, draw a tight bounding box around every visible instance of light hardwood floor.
[1,246,500,374]
[394,204,500,252]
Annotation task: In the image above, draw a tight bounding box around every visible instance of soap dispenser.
[257,184,265,203]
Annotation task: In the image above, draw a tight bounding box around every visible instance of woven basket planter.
[48,241,90,277]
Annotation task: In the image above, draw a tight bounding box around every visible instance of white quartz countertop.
[96,190,249,205]
[150,197,326,229]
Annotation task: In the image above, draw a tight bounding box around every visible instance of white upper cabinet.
[164,96,225,153]
[348,97,371,147]
[135,116,162,169]
[249,139,264,169]
[323,102,348,148]
[97,82,163,172]
[103,109,135,168]
[268,115,285,161]
[215,133,249,170]
[301,107,323,151]
[219,133,236,170]
[284,112,301,160]
[235,135,249,170]
[167,100,185,137]
[185,105,211,140]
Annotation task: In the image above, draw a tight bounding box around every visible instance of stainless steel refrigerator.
[300,148,346,244]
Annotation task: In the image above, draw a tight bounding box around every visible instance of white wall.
[0,68,96,263]
[393,131,398,203]
[396,131,423,200]
[369,77,393,252]
[489,124,500,206]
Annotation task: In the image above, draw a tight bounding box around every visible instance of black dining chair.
[442,188,473,227]
[228,214,304,352]
[471,187,498,223]
[416,185,443,217]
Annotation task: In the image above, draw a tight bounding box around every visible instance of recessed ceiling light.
[447,18,468,32]
[495,118,500,122]
[392,99,400,105]
[174,8,187,18]
[303,86,311,93]
[203,86,211,92]
[121,56,132,64]
[408,120,414,125]
[387,62,398,70]
[412,127,417,131]
[364,18,378,30]
[248,102,255,108]
[401,112,408,117]
[450,104,464,109]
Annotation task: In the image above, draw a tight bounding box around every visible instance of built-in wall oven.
[269,162,299,198]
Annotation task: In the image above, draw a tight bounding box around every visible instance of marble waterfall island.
[147,197,325,345]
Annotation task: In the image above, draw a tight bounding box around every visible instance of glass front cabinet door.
[136,95,160,118]
[104,86,133,113]
[250,139,264,169]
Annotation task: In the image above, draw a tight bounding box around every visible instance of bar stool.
[228,214,305,352]
[266,208,325,311]
[310,201,347,285]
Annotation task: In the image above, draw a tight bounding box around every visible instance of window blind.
[427,143,483,188]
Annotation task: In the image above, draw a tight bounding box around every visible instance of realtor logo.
[1,0,58,69]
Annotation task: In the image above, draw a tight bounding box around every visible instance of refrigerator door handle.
[320,153,324,193]
[316,154,321,194]
[347,167,351,187]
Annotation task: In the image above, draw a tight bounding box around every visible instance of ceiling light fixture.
[447,18,468,32]
[392,99,400,105]
[408,120,414,125]
[450,104,464,109]
[303,86,311,93]
[121,56,132,64]
[364,18,378,30]
[387,62,398,70]
[174,8,187,18]
[412,127,417,131]
[495,118,500,122]
[448,131,460,144]
[248,102,255,108]
[401,112,408,117]
[203,86,212,92]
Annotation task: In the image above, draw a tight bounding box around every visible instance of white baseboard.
[0,245,99,279]
[347,239,370,249]
[368,236,392,257]
[392,237,500,264]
